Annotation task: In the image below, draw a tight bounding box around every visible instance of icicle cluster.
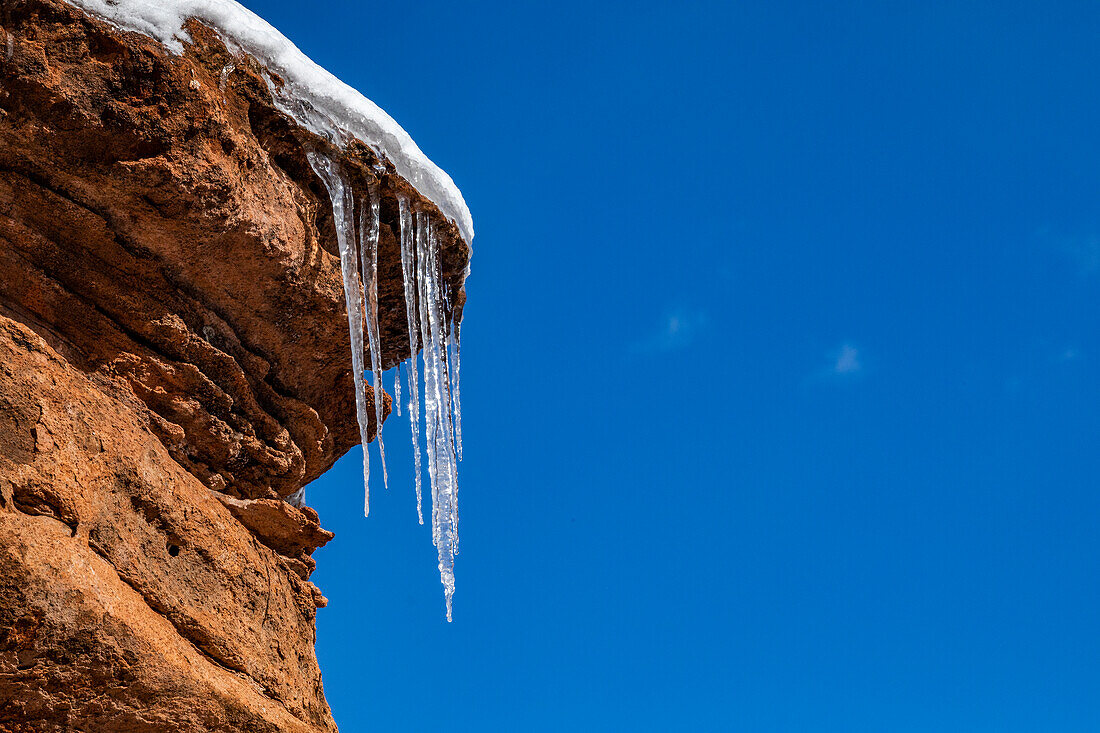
[409,207,462,622]
[308,152,465,621]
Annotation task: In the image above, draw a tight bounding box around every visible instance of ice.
[415,212,460,621]
[450,322,463,461]
[307,152,372,517]
[360,185,387,490]
[398,197,425,526]
[394,363,402,417]
[63,0,474,244]
[415,213,439,542]
[307,158,465,618]
[285,486,305,508]
[218,62,234,91]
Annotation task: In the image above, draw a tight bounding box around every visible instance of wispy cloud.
[832,344,862,375]
[806,342,866,385]
[633,307,709,353]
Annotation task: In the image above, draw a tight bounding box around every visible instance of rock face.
[0,1,470,730]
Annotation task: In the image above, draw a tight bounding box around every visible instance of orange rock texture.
[0,1,470,729]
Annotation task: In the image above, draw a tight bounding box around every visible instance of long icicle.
[307,152,371,515]
[433,231,461,555]
[451,318,463,461]
[438,286,457,469]
[312,155,466,620]
[417,212,459,621]
[398,196,424,525]
[415,212,445,609]
[416,212,441,547]
[360,185,388,490]
[434,222,460,616]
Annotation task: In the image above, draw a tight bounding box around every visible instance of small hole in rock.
[167,543,180,557]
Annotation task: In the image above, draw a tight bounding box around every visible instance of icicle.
[360,185,388,490]
[451,319,463,461]
[415,212,445,613]
[438,294,458,470]
[307,152,372,516]
[416,212,460,621]
[395,362,402,416]
[415,212,440,543]
[398,196,424,526]
[308,161,464,619]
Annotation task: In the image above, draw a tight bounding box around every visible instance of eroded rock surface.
[0,316,333,731]
[215,494,334,559]
[0,0,470,729]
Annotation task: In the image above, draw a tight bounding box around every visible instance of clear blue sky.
[244,1,1100,730]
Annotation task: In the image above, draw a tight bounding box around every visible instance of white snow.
[63,0,474,244]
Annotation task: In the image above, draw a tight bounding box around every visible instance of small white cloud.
[633,308,709,353]
[805,342,867,386]
[833,344,862,374]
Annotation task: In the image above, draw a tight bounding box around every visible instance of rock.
[0,315,336,732]
[0,0,469,500]
[0,0,471,730]
[214,494,335,558]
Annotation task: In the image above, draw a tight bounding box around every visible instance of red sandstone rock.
[0,1,470,729]
[0,316,337,731]
[215,494,335,559]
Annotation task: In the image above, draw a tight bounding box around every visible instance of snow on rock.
[62,0,474,244]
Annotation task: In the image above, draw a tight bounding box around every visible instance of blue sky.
[243,1,1100,730]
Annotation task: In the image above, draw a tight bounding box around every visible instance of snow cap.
[65,0,474,243]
